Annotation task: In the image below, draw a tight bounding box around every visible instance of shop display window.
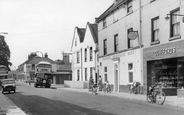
[149,58,184,89]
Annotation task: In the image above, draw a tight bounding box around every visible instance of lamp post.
[165,14,184,22]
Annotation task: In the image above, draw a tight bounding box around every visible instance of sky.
[0,0,114,70]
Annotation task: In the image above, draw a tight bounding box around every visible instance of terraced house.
[96,0,184,96]
[96,0,142,93]
[71,22,98,88]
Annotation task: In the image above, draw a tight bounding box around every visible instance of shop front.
[143,40,184,96]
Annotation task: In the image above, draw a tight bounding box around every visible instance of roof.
[71,27,86,49]
[18,56,56,67]
[87,22,98,43]
[96,0,127,23]
[76,27,86,43]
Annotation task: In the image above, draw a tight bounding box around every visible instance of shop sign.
[154,47,176,56]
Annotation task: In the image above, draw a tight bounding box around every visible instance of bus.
[34,61,52,88]
[0,65,8,80]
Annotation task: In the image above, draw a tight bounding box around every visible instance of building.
[96,0,142,93]
[142,0,184,95]
[70,22,98,88]
[53,52,72,84]
[17,52,56,82]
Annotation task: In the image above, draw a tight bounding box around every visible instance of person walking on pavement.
[98,76,102,91]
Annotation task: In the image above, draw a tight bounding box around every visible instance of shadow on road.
[5,91,116,115]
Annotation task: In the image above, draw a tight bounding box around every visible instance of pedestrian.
[98,76,102,91]
[89,77,94,92]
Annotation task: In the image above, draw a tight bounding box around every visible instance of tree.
[0,35,12,70]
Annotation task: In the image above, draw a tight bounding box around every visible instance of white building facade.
[71,22,98,83]
[96,0,142,93]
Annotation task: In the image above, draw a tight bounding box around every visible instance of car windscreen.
[2,80,15,84]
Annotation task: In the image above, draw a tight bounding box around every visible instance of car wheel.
[2,90,4,94]
[14,90,16,93]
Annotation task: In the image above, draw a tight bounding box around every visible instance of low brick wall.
[64,80,88,89]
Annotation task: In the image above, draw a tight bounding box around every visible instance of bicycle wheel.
[156,91,166,105]
[146,94,153,103]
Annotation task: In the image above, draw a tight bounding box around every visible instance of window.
[114,34,119,52]
[77,69,80,81]
[170,8,180,37]
[103,39,107,55]
[127,0,133,13]
[32,64,35,70]
[85,68,87,81]
[151,17,159,43]
[84,48,87,62]
[128,63,133,82]
[90,47,93,61]
[104,67,107,82]
[77,52,80,63]
[127,28,133,48]
[103,18,107,28]
[90,67,93,78]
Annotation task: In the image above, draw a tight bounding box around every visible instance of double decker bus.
[34,61,52,88]
[0,65,8,80]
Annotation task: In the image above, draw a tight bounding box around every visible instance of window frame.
[84,48,87,62]
[127,0,133,13]
[151,16,160,43]
[127,28,133,49]
[90,47,93,61]
[103,39,107,55]
[170,8,180,38]
[103,18,107,28]
[128,63,133,83]
[114,34,119,52]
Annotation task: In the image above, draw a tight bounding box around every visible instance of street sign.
[128,32,138,40]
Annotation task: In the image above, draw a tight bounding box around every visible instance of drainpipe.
[139,0,143,93]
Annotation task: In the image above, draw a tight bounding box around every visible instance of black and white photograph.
[1,0,184,115]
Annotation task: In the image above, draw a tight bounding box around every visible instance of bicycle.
[128,81,140,94]
[147,82,166,105]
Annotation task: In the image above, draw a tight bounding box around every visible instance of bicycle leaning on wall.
[147,82,166,105]
[128,81,141,94]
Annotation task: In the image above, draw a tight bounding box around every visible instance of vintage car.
[1,79,16,94]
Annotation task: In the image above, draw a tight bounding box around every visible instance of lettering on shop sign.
[154,47,176,56]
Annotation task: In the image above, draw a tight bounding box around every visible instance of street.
[4,82,184,115]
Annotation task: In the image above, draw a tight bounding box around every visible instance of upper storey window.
[103,18,107,28]
[127,0,133,13]
[151,17,159,44]
[170,8,180,38]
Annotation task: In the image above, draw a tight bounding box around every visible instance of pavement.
[50,84,184,109]
[0,90,26,115]
[1,82,184,115]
